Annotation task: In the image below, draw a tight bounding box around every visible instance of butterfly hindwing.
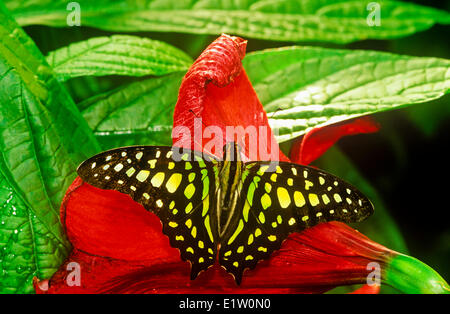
[219,161,374,284]
[77,146,219,279]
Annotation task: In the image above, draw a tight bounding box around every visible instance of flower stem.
[384,254,450,294]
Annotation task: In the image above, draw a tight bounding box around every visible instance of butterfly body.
[77,144,373,284]
[216,143,244,238]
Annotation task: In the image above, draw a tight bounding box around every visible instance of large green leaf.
[6,0,450,44]
[243,46,450,143]
[0,4,100,293]
[46,35,192,81]
[79,73,184,150]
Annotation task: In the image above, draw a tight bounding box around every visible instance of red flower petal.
[349,284,381,294]
[290,116,380,165]
[61,177,178,263]
[35,248,321,294]
[173,34,288,162]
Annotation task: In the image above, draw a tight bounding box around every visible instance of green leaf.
[6,0,450,44]
[79,73,184,150]
[385,254,450,294]
[0,171,69,293]
[243,46,450,143]
[46,35,193,81]
[63,76,119,104]
[0,4,100,293]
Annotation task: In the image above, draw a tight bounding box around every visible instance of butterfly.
[77,143,374,284]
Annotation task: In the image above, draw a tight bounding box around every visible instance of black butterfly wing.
[77,146,219,279]
[219,161,374,284]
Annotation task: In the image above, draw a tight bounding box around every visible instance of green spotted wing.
[77,146,219,279]
[218,161,374,284]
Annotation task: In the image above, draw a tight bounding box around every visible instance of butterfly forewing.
[219,161,373,284]
[77,146,219,279]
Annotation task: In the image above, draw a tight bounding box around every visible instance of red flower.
[35,35,449,294]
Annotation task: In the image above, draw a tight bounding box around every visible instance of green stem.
[384,254,450,294]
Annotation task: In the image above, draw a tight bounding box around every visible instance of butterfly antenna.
[189,109,208,128]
